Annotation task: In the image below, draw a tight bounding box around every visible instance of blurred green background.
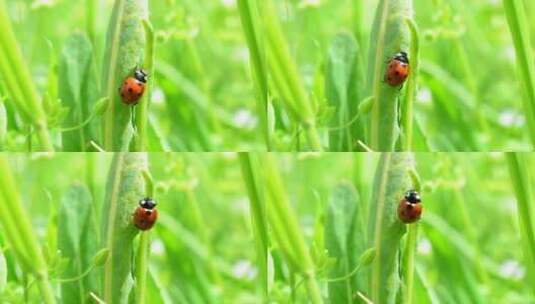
[270,0,535,151]
[0,0,262,151]
[0,153,259,303]
[270,153,534,303]
[1,0,534,151]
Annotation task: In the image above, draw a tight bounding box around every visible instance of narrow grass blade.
[401,18,420,151]
[133,19,155,151]
[260,0,323,151]
[102,153,148,303]
[59,33,98,151]
[506,153,535,295]
[0,0,54,151]
[503,0,535,147]
[237,0,270,150]
[324,182,366,303]
[367,0,413,151]
[368,153,414,303]
[0,156,56,303]
[134,232,150,304]
[262,154,323,303]
[102,0,148,151]
[239,152,268,297]
[58,184,98,303]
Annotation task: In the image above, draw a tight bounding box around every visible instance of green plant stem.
[401,18,419,151]
[506,153,535,295]
[368,0,412,151]
[262,154,323,303]
[239,153,268,297]
[403,224,417,304]
[102,0,148,151]
[134,19,155,151]
[135,232,150,304]
[261,0,322,151]
[0,0,54,151]
[0,157,56,303]
[237,0,270,150]
[503,0,535,148]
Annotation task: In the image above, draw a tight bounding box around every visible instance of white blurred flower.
[221,0,236,8]
[232,260,257,280]
[417,238,432,255]
[233,108,257,129]
[499,260,525,280]
[417,88,432,105]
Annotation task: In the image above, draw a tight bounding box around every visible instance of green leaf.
[325,32,362,151]
[367,153,414,303]
[102,153,148,303]
[324,182,366,303]
[367,0,413,151]
[58,184,98,304]
[59,33,98,151]
[101,0,148,151]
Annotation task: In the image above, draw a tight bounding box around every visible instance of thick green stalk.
[237,0,270,150]
[401,18,420,151]
[239,153,268,297]
[503,0,535,148]
[262,154,323,303]
[134,19,155,151]
[134,233,150,304]
[0,156,56,303]
[368,153,414,303]
[506,153,535,295]
[102,153,148,303]
[367,0,413,151]
[0,0,54,151]
[102,0,148,151]
[260,0,322,151]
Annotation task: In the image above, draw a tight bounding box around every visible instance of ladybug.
[397,190,422,224]
[385,51,410,87]
[133,197,158,231]
[119,68,148,105]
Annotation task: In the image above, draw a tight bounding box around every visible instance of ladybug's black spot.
[145,210,152,216]
[128,88,133,93]
[395,71,400,76]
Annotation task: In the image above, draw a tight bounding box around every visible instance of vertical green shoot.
[367,0,413,151]
[0,156,56,303]
[237,0,270,150]
[134,19,155,151]
[262,154,323,303]
[506,153,535,295]
[260,0,323,151]
[239,152,268,298]
[401,18,420,151]
[503,0,535,148]
[0,0,54,151]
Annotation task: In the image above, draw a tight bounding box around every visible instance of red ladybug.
[119,68,148,105]
[385,51,410,87]
[397,190,422,224]
[133,197,158,231]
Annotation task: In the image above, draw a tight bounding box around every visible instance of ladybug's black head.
[139,197,157,209]
[393,51,409,64]
[134,68,149,83]
[404,190,421,204]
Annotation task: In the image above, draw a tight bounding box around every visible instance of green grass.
[0,1,266,151]
[259,0,535,151]
[267,153,535,303]
[0,153,260,303]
